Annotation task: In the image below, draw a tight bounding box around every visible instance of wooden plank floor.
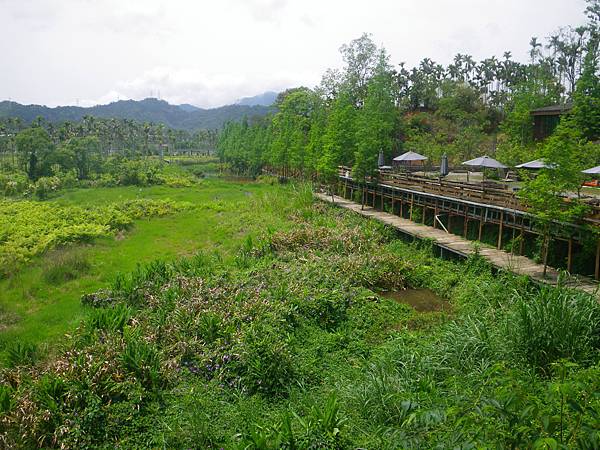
[316,193,600,297]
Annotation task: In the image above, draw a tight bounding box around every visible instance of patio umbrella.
[378,150,385,167]
[393,151,428,163]
[515,158,555,169]
[462,155,507,169]
[462,155,507,183]
[582,165,600,174]
[440,153,449,176]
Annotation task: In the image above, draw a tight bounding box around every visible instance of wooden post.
[410,194,414,221]
[519,220,525,255]
[595,240,600,280]
[478,209,484,241]
[422,206,426,224]
[391,191,395,215]
[433,201,438,229]
[497,211,504,250]
[400,197,403,218]
[463,208,468,238]
[567,239,573,273]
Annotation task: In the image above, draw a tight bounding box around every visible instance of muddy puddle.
[378,288,450,313]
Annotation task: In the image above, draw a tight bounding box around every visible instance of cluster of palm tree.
[393,17,599,113]
[0,116,218,166]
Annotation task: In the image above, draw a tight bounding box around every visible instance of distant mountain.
[235,91,278,107]
[177,103,201,112]
[0,98,274,131]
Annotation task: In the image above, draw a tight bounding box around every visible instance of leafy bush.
[235,323,296,396]
[5,341,38,367]
[0,198,192,276]
[0,171,29,196]
[86,304,132,333]
[510,287,600,374]
[120,334,165,391]
[32,176,61,199]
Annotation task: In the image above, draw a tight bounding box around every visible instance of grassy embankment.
[1,178,599,448]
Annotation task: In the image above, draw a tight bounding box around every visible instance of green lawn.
[0,178,284,363]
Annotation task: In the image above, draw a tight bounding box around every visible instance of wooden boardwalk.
[316,193,600,297]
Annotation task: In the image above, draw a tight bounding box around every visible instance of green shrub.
[0,384,13,414]
[236,323,296,396]
[33,176,61,200]
[120,334,165,391]
[511,287,600,374]
[5,341,38,367]
[0,171,29,196]
[86,304,132,333]
[42,249,91,284]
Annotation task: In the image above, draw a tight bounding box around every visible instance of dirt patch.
[379,288,450,313]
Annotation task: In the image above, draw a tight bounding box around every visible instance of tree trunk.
[542,233,550,279]
[361,184,365,210]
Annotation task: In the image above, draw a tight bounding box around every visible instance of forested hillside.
[218,2,600,180]
[0,98,273,131]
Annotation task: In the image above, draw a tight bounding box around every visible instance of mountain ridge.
[0,98,275,131]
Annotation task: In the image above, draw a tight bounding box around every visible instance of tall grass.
[510,286,600,374]
[42,249,91,284]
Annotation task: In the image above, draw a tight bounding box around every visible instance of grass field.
[1,177,599,448]
[0,178,285,364]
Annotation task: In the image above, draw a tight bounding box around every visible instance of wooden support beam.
[409,194,414,221]
[567,239,573,273]
[519,219,525,256]
[596,240,600,280]
[463,209,468,238]
[497,211,504,249]
[478,209,484,241]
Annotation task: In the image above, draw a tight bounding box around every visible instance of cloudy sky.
[0,0,589,108]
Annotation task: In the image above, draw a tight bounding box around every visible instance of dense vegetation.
[0,114,223,199]
[1,182,599,448]
[218,1,600,181]
[1,2,600,448]
[0,198,192,277]
[0,98,273,131]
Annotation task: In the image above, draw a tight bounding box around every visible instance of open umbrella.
[515,158,555,169]
[462,155,507,169]
[462,155,507,183]
[393,151,428,163]
[582,165,600,174]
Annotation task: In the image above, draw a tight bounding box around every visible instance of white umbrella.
[582,165,600,174]
[393,151,428,162]
[462,155,507,169]
[515,158,555,169]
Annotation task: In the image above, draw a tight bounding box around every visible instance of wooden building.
[530,103,572,141]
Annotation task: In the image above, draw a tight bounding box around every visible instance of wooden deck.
[316,193,600,297]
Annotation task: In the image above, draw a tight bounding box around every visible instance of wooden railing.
[339,166,600,225]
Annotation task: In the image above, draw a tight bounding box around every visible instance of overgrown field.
[1,182,599,448]
[0,178,279,361]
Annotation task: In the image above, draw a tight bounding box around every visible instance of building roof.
[530,103,573,116]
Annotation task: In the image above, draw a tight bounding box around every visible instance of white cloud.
[81,67,317,108]
[0,0,590,108]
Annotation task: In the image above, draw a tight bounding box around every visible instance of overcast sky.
[0,0,589,108]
